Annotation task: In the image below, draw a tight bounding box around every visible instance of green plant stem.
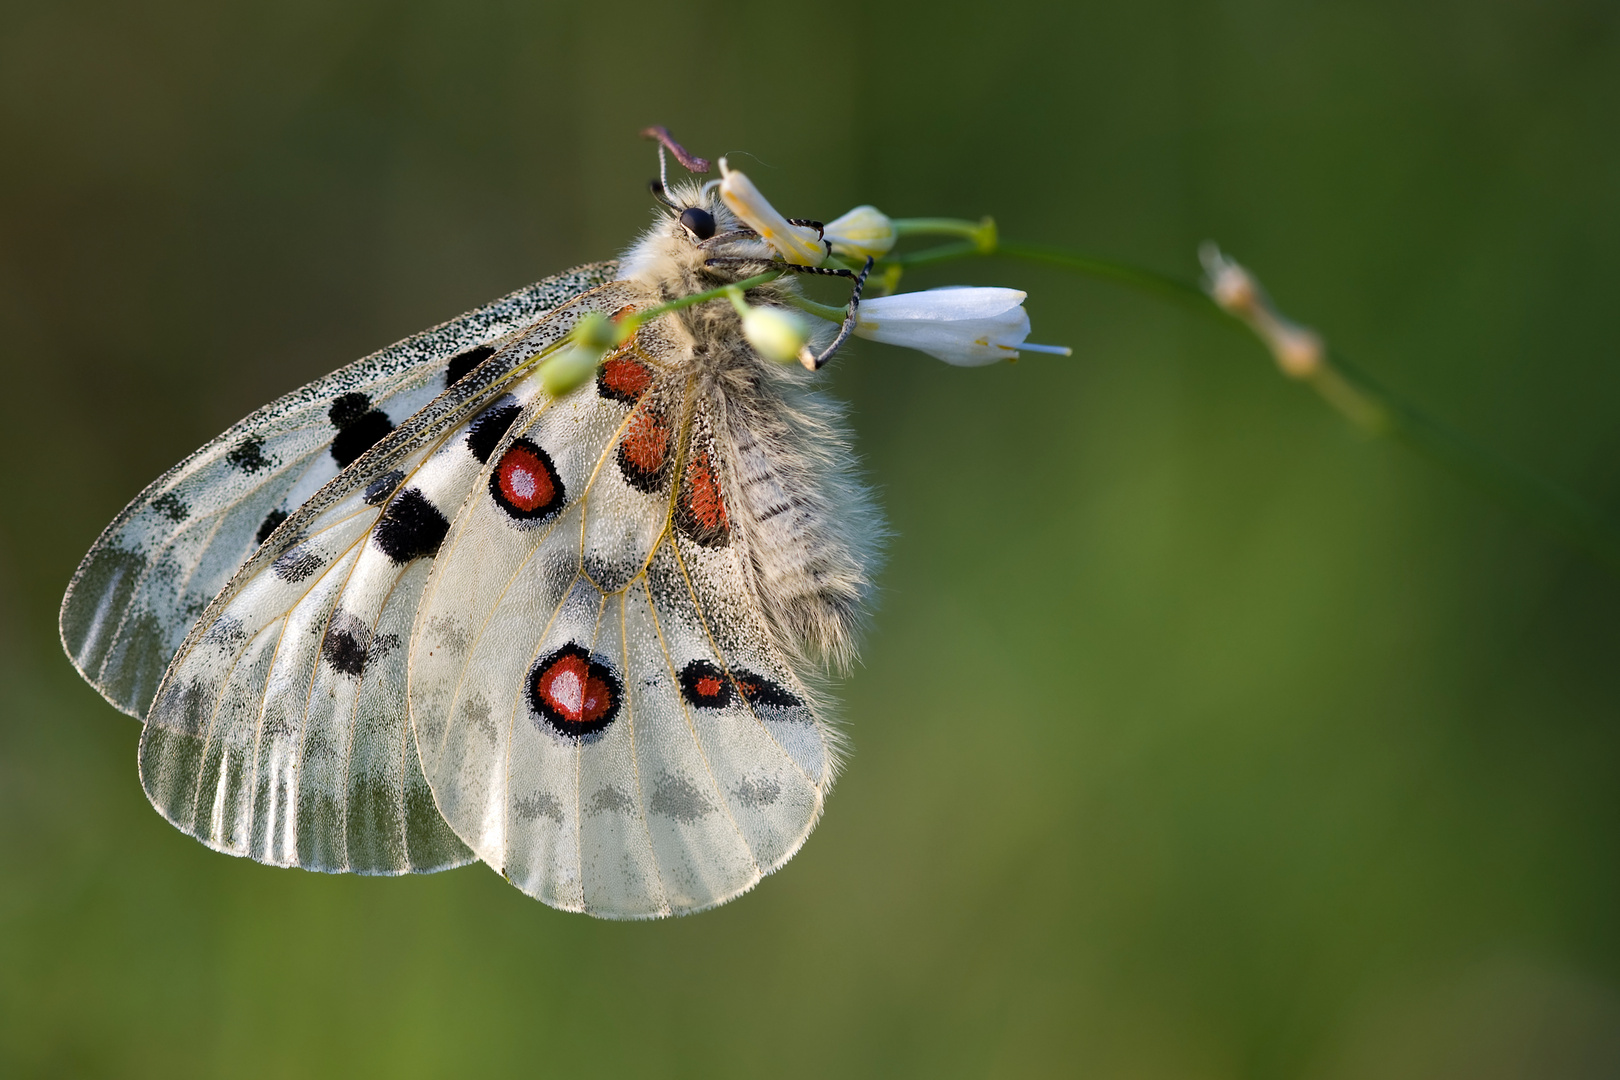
[787,294,847,323]
[637,271,782,323]
[873,234,1620,575]
[1326,352,1620,575]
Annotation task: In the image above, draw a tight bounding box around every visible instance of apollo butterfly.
[58,128,1055,917]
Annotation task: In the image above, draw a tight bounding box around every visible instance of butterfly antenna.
[643,127,710,210]
[640,126,711,174]
[649,170,680,209]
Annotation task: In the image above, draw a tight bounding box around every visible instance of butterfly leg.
[696,229,760,251]
[785,218,825,239]
[792,257,873,369]
[701,256,874,369]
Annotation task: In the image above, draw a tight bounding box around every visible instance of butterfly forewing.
[409,304,839,917]
[138,280,634,875]
[61,263,616,719]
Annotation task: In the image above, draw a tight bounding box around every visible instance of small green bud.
[742,306,811,364]
[541,343,606,397]
[572,311,621,350]
[971,216,998,255]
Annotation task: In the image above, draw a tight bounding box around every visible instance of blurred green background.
[4,0,1620,1076]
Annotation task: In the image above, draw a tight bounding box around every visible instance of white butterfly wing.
[409,320,834,917]
[61,263,617,719]
[137,281,635,874]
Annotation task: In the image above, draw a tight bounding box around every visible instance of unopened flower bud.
[718,159,826,266]
[1200,243,1324,379]
[824,205,896,259]
[742,305,811,364]
[541,343,606,397]
[571,311,620,351]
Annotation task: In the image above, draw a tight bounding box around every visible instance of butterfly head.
[621,130,797,296]
[621,128,850,371]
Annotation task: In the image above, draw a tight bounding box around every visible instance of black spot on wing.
[328,392,373,429]
[736,672,802,708]
[363,469,406,506]
[373,488,450,563]
[272,544,323,582]
[466,400,522,464]
[321,613,370,677]
[446,344,497,387]
[227,437,274,474]
[152,492,188,523]
[255,508,288,545]
[330,394,395,468]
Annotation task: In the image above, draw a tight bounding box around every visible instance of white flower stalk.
[718,158,826,266]
[823,205,896,259]
[853,287,1072,366]
[742,305,811,364]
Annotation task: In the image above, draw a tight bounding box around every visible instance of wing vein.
[639,541,760,878]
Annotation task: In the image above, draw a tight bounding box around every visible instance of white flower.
[853,287,1071,366]
[823,205,896,259]
[742,305,811,364]
[717,159,826,266]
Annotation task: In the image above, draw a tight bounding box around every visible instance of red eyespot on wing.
[530,644,621,738]
[677,659,802,710]
[678,659,734,708]
[596,353,653,404]
[616,403,671,493]
[738,673,801,708]
[675,449,729,547]
[490,439,564,521]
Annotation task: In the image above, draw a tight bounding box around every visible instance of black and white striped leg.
[698,255,874,369]
[703,257,861,280]
[807,256,873,370]
[703,255,784,273]
[697,230,761,251]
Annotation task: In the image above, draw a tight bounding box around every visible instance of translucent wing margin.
[409,312,836,917]
[137,280,636,875]
[61,262,617,719]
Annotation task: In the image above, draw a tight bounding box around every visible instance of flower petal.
[717,161,826,266]
[824,205,896,259]
[850,286,1037,365]
[856,287,1027,323]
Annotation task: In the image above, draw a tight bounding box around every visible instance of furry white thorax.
[615,179,883,675]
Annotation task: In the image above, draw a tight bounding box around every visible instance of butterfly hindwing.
[408,326,673,908]
[138,281,635,874]
[409,307,836,916]
[61,262,617,719]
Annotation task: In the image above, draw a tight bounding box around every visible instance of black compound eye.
[679,206,716,241]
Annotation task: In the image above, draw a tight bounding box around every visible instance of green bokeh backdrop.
[4,1,1619,1076]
